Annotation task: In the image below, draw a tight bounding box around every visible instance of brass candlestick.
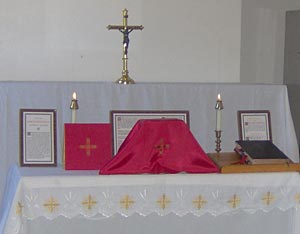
[215,130,222,153]
[70,99,79,110]
[70,92,79,123]
[107,9,144,84]
[215,94,224,153]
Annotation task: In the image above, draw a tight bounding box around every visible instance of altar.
[0,81,299,233]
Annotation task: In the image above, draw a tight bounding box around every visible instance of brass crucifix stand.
[107,9,143,84]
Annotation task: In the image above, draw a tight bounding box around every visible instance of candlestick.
[215,130,222,153]
[215,94,223,153]
[70,92,79,123]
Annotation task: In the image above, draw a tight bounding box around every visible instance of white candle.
[216,109,221,131]
[216,94,222,131]
[71,92,77,123]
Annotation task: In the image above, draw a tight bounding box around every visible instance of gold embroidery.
[157,194,171,209]
[295,193,300,205]
[262,191,275,205]
[79,137,97,156]
[120,195,135,210]
[16,201,23,215]
[227,194,241,209]
[193,195,207,209]
[154,138,170,155]
[43,197,59,213]
[82,194,97,210]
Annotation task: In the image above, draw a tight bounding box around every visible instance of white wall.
[0,0,241,83]
[3,0,299,84]
[240,0,300,84]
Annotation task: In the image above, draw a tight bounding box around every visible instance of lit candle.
[215,93,224,131]
[70,92,79,123]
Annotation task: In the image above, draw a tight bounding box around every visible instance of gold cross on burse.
[79,137,97,156]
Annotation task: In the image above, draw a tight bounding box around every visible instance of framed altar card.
[110,110,189,155]
[20,109,57,167]
[237,110,272,141]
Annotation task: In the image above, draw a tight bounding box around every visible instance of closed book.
[64,123,112,170]
[235,140,290,164]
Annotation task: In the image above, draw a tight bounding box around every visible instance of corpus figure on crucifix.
[107,9,143,84]
[122,28,130,56]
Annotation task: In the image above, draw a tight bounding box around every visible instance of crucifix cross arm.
[107,25,144,31]
[107,8,143,31]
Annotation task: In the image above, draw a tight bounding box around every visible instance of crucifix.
[107,9,144,84]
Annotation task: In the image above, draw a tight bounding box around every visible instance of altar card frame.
[237,110,272,141]
[110,110,190,155]
[20,109,57,167]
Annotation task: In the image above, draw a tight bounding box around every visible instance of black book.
[235,140,291,164]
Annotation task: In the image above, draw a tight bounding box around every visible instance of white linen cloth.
[0,82,298,206]
[2,165,300,234]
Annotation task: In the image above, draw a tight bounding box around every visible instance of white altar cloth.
[0,82,299,234]
[2,165,300,234]
[0,82,298,206]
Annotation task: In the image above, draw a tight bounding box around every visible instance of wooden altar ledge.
[208,152,300,173]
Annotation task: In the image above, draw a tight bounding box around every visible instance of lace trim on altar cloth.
[5,184,300,233]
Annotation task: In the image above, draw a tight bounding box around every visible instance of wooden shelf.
[207,152,300,173]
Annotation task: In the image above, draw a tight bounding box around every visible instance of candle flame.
[72,92,77,100]
[217,93,221,101]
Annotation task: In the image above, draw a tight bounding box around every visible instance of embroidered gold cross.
[227,194,241,209]
[120,195,135,210]
[262,191,275,205]
[295,193,300,205]
[82,194,97,210]
[154,138,170,155]
[43,197,59,213]
[157,194,171,209]
[193,195,207,209]
[16,201,24,215]
[79,137,97,156]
